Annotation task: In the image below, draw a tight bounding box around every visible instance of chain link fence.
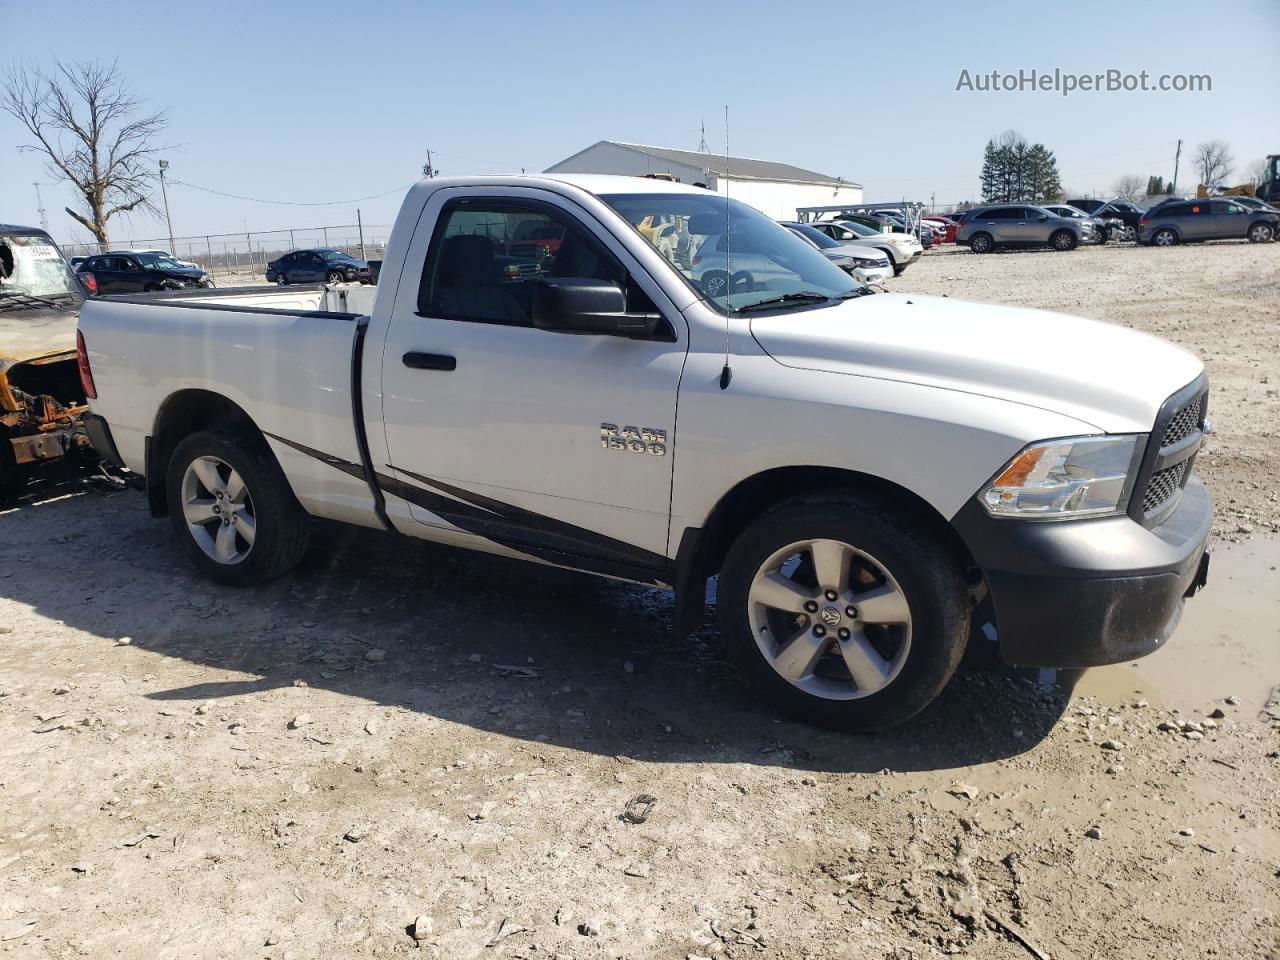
[60,223,392,285]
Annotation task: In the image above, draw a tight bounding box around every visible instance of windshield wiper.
[733,291,832,313]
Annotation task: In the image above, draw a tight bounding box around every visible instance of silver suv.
[1137,198,1278,246]
[956,204,1095,253]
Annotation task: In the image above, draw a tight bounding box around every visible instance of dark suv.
[76,252,211,294]
[956,205,1096,253]
[1137,199,1278,246]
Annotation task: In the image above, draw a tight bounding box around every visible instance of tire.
[326,270,344,284]
[729,270,754,293]
[1153,228,1177,247]
[1050,229,1078,252]
[275,273,288,286]
[700,270,729,298]
[717,493,969,730]
[1120,225,1137,242]
[968,233,993,254]
[165,426,310,586]
[1248,222,1274,243]
[143,283,161,292]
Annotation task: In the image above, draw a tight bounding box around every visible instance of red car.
[922,217,958,244]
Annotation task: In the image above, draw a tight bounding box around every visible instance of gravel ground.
[1,239,1277,959]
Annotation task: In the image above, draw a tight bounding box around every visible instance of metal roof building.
[545,141,863,220]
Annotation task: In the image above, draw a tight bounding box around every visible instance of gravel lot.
[1,239,1277,959]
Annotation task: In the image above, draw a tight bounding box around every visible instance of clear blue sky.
[3,0,1278,245]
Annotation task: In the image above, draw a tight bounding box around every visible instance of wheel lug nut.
[813,625,826,638]
[825,590,838,602]
[845,605,858,619]
[803,600,818,613]
[838,627,851,641]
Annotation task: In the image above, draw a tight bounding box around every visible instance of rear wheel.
[1120,224,1137,242]
[1248,222,1274,243]
[165,427,310,586]
[1050,229,1078,251]
[700,270,729,298]
[1153,228,1178,247]
[717,494,969,730]
[968,233,993,254]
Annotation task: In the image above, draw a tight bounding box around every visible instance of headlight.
[980,435,1142,518]
[852,257,879,267]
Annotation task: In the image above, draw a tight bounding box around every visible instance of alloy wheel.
[180,456,256,564]
[746,538,912,701]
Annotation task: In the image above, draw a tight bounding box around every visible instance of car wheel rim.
[746,538,912,701]
[972,237,989,252]
[1156,232,1173,246]
[705,276,726,297]
[1054,233,1071,250]
[181,456,255,565]
[1251,225,1269,242]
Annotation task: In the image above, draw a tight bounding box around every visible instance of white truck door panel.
[377,186,687,571]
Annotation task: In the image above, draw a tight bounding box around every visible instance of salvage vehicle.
[78,175,1214,730]
[1041,205,1110,244]
[1137,198,1278,245]
[0,225,92,498]
[266,249,372,286]
[807,220,923,275]
[957,204,1097,252]
[76,251,213,294]
[1066,198,1143,242]
[779,222,893,284]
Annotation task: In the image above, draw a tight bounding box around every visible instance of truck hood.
[0,307,80,364]
[749,293,1203,433]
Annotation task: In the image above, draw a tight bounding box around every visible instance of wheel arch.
[147,388,272,517]
[671,465,977,637]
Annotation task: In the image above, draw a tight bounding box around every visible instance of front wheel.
[275,273,288,286]
[968,233,993,254]
[1050,229,1078,251]
[166,427,310,586]
[717,494,969,730]
[326,270,344,284]
[1248,222,1274,243]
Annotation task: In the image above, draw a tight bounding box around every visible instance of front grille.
[1142,461,1188,513]
[1136,386,1207,520]
[1161,394,1206,447]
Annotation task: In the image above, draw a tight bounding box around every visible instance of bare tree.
[1193,140,1233,191]
[1112,174,1144,200]
[2,59,168,246]
[1245,157,1267,187]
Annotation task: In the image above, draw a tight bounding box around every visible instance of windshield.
[320,250,354,261]
[785,223,841,249]
[135,253,183,269]
[601,193,860,312]
[0,234,82,299]
[836,220,881,239]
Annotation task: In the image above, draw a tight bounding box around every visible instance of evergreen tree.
[980,131,1061,203]
[979,140,1002,203]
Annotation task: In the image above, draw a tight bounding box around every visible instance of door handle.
[403,351,456,371]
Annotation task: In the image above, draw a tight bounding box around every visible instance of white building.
[545,141,862,220]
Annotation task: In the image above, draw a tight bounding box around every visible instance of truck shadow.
[0,487,1069,774]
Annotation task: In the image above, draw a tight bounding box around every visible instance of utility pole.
[159,160,176,255]
[1171,139,1182,195]
[356,208,365,259]
[698,120,709,154]
[423,149,436,179]
[32,182,49,233]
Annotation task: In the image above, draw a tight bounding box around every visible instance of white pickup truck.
[77,175,1213,729]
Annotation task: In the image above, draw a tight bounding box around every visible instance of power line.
[168,179,416,206]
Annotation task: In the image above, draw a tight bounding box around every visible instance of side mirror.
[531,278,660,337]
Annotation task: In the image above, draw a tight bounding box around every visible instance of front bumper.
[952,473,1214,668]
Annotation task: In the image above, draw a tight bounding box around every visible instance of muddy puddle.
[1062,534,1280,714]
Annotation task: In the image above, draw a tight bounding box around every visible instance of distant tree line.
[979,131,1063,203]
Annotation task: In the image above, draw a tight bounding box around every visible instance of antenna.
[719,104,732,390]
[698,119,709,154]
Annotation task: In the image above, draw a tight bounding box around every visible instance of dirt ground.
[1,240,1278,959]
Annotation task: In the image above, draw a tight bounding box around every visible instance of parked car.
[0,225,91,498]
[921,217,958,244]
[1137,198,1278,246]
[1066,199,1143,241]
[1041,205,1110,244]
[808,220,924,275]
[266,249,372,285]
[76,251,212,294]
[957,204,1097,253]
[78,174,1213,731]
[780,222,894,284]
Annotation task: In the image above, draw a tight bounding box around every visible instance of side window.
[418,201,623,327]
[982,208,1013,220]
[120,258,140,272]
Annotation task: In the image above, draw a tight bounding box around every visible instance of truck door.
[377,187,687,573]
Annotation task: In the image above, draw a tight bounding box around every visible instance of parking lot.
[1,240,1277,959]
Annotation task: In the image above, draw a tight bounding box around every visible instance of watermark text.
[956,68,1211,96]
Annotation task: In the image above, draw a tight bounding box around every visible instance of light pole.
[159,160,176,256]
